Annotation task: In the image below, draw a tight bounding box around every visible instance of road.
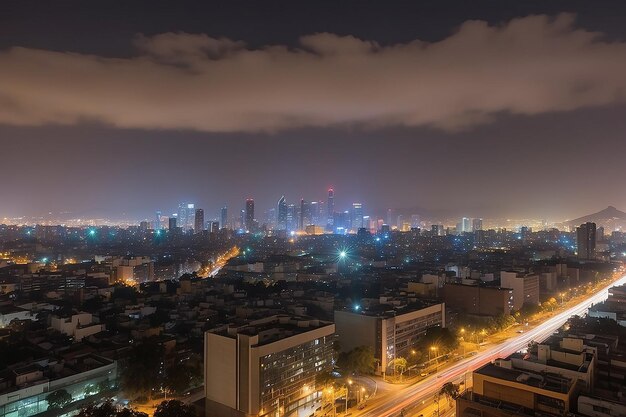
[356,274,626,417]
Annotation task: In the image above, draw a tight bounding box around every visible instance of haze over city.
[2,1,626,221]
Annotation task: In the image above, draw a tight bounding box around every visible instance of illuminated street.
[354,274,626,417]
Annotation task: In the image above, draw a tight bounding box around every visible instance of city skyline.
[2,1,626,220]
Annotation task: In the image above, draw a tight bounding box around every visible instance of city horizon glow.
[2,2,626,221]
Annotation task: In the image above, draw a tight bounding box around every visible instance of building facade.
[334,303,445,375]
[204,315,335,417]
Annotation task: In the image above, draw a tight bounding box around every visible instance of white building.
[334,302,445,375]
[50,312,104,341]
[205,315,335,417]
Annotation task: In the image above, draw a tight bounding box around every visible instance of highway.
[356,274,626,417]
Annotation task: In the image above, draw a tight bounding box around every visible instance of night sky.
[1,1,626,221]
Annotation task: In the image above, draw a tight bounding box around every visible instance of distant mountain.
[566,206,626,229]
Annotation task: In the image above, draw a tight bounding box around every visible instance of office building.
[168,216,177,231]
[245,199,254,231]
[472,218,483,231]
[277,196,287,230]
[577,222,597,260]
[210,221,220,234]
[194,208,205,233]
[178,203,195,230]
[0,354,117,417]
[154,210,162,230]
[334,303,445,375]
[327,188,335,230]
[220,206,228,230]
[351,203,363,230]
[500,271,540,310]
[204,315,335,417]
[300,199,311,230]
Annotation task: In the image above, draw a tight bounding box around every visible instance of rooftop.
[476,363,573,394]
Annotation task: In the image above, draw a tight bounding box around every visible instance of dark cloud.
[1,14,625,134]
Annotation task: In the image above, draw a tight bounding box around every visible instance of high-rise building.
[277,196,287,230]
[386,208,395,228]
[210,221,220,233]
[178,203,195,230]
[286,204,296,231]
[220,206,228,230]
[577,222,597,260]
[168,216,177,231]
[410,214,421,228]
[326,188,335,230]
[300,199,311,230]
[204,315,335,417]
[245,198,254,231]
[462,217,471,233]
[154,211,162,230]
[335,303,445,375]
[351,202,363,230]
[472,218,483,231]
[194,208,204,233]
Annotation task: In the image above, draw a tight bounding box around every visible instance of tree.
[77,402,148,417]
[315,371,335,390]
[338,346,377,375]
[439,382,460,405]
[421,327,459,352]
[388,357,408,378]
[154,400,195,417]
[120,338,164,399]
[45,389,72,410]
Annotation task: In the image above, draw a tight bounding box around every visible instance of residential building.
[334,303,445,375]
[500,271,540,310]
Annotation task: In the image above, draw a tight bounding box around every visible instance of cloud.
[1,13,625,133]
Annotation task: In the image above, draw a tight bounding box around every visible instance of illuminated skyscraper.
[277,196,287,230]
[472,218,483,231]
[461,217,471,233]
[178,203,195,230]
[220,206,228,229]
[326,188,335,230]
[286,204,296,231]
[351,202,363,230]
[154,210,162,230]
[194,208,204,233]
[245,198,254,231]
[300,199,311,230]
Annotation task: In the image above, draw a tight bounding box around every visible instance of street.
[353,274,626,417]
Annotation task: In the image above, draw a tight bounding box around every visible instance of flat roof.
[476,363,572,394]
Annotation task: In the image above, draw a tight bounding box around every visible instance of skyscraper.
[245,198,254,231]
[286,204,296,231]
[576,222,597,260]
[220,206,228,230]
[154,211,162,230]
[300,199,311,230]
[472,218,483,231]
[168,216,177,231]
[277,196,287,230]
[194,208,204,233]
[326,188,335,230]
[178,203,195,230]
[351,202,363,230]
